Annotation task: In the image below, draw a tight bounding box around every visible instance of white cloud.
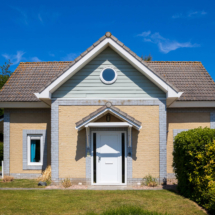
[172,10,207,19]
[2,51,25,65]
[61,53,77,61]
[137,31,151,37]
[12,7,29,25]
[31,57,41,62]
[49,52,55,57]
[38,14,43,23]
[137,31,199,53]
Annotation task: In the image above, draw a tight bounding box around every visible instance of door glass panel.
[93,133,96,183]
[122,133,125,183]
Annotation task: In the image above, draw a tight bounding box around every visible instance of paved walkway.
[0,186,176,191]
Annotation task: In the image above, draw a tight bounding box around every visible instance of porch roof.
[75,102,142,131]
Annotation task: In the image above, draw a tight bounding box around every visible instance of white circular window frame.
[100,67,118,85]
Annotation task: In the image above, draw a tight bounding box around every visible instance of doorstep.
[88,186,133,190]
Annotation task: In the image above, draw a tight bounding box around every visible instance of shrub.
[142,174,158,187]
[87,205,167,215]
[37,165,51,183]
[173,127,215,213]
[3,176,14,182]
[61,178,72,188]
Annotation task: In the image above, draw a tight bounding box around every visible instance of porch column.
[159,100,167,183]
[51,99,59,182]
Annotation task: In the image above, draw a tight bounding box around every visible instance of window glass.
[30,139,40,163]
[102,69,116,82]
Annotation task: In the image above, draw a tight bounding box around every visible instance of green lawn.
[0,190,206,215]
[0,179,47,188]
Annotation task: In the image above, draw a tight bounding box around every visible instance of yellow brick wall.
[116,106,160,178]
[58,106,160,179]
[167,112,210,174]
[10,110,51,174]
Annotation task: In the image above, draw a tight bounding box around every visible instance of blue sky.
[1,0,215,79]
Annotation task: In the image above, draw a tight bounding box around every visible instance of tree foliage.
[0,60,12,116]
[141,54,152,61]
[0,60,12,89]
[173,127,215,213]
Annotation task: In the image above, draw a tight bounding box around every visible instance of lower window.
[28,135,43,165]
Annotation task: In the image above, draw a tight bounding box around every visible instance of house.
[1,32,215,185]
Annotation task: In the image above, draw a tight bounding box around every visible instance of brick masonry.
[10,173,42,179]
[51,99,167,184]
[3,108,50,178]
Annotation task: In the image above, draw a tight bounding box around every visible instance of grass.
[0,179,47,188]
[0,190,206,215]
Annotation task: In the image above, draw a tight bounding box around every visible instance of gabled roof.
[75,102,142,130]
[38,32,178,94]
[147,61,215,101]
[0,32,214,102]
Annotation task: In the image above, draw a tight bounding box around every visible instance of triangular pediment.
[35,32,182,102]
[75,102,142,130]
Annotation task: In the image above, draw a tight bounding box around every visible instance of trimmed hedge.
[173,127,215,213]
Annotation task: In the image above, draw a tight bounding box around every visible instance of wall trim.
[22,129,47,170]
[169,101,215,108]
[0,102,50,108]
[3,110,10,175]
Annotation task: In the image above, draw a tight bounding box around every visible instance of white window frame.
[100,67,117,85]
[27,135,43,166]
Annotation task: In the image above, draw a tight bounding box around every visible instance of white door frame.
[90,130,127,185]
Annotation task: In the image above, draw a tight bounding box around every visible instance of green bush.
[173,127,215,213]
[142,174,158,187]
[87,205,167,215]
[0,142,3,163]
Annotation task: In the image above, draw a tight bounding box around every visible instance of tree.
[141,54,152,61]
[0,60,12,89]
[0,60,12,115]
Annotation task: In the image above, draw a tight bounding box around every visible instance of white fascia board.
[169,101,215,108]
[37,38,182,100]
[76,108,142,131]
[38,40,109,99]
[107,39,182,98]
[0,102,50,108]
[86,122,132,128]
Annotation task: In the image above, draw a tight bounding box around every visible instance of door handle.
[99,157,101,161]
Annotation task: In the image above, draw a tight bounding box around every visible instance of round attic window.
[100,67,117,84]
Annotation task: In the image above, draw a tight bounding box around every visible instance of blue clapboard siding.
[52,47,166,98]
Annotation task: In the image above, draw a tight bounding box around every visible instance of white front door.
[97,131,122,185]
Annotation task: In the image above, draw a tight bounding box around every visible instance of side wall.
[4,108,51,178]
[167,109,214,178]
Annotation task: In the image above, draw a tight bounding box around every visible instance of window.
[28,135,43,166]
[100,67,117,84]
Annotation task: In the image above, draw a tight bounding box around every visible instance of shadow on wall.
[132,128,139,161]
[75,129,86,162]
